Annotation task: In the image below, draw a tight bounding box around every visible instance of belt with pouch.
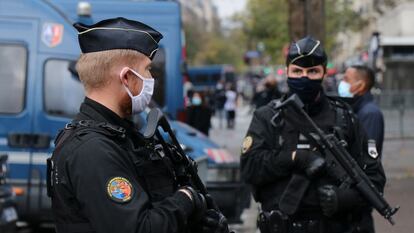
[258,210,324,233]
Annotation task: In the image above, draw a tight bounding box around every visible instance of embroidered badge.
[368,140,378,159]
[42,23,64,47]
[107,177,133,203]
[242,136,253,154]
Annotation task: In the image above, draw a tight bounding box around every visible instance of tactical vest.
[47,120,177,233]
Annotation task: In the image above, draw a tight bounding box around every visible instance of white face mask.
[338,80,354,97]
[122,68,154,114]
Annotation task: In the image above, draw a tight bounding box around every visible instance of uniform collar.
[76,97,134,131]
[352,92,373,112]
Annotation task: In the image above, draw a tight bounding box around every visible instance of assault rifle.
[143,108,218,209]
[276,94,399,225]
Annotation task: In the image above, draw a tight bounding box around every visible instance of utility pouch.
[258,210,289,233]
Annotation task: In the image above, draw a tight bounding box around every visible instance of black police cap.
[74,17,163,60]
[286,36,327,68]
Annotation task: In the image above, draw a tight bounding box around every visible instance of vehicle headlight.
[207,166,240,183]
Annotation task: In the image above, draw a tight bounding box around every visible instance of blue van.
[0,0,250,226]
[187,64,236,92]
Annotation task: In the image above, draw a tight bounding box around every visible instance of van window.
[44,59,85,117]
[151,48,166,107]
[0,45,27,113]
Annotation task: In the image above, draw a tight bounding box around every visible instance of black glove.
[180,186,207,223]
[318,185,338,217]
[294,150,325,178]
[197,209,230,233]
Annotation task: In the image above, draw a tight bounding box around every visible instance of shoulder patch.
[242,136,253,154]
[368,140,379,159]
[107,177,133,203]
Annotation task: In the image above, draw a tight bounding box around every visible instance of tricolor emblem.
[42,23,63,47]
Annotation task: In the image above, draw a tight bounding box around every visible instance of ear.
[119,67,130,86]
[350,80,366,95]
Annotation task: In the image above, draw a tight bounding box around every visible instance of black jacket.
[186,105,212,135]
[352,93,384,157]
[241,94,386,232]
[50,98,193,233]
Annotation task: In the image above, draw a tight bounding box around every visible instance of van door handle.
[8,133,50,149]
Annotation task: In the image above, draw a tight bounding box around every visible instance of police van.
[0,0,249,226]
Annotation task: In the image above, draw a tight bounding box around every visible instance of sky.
[212,0,247,19]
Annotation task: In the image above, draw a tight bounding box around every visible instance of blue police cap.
[286,36,327,68]
[74,17,163,60]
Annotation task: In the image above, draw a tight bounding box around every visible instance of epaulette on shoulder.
[69,120,126,139]
[326,96,354,114]
[267,98,282,110]
[267,98,284,128]
[326,95,357,126]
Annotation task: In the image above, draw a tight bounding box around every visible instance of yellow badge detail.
[107,177,133,203]
[242,136,253,154]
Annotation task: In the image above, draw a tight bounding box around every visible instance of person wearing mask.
[186,92,212,136]
[47,17,228,233]
[241,36,385,233]
[338,65,384,158]
[215,80,227,129]
[224,83,237,129]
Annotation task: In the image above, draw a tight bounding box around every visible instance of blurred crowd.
[183,64,380,139]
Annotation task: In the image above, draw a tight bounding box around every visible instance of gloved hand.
[179,186,207,223]
[318,185,338,217]
[196,209,230,233]
[293,150,326,178]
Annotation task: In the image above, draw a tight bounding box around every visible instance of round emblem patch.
[107,177,133,203]
[242,136,253,154]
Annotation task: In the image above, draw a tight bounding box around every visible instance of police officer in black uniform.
[240,37,386,233]
[48,17,228,233]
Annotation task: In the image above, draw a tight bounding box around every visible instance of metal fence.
[374,90,414,139]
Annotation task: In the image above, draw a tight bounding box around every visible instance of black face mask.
[287,76,323,104]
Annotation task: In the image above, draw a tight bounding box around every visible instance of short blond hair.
[76,49,146,91]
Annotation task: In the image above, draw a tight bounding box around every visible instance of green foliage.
[183,20,247,71]
[242,0,289,63]
[183,0,376,69]
[325,0,367,57]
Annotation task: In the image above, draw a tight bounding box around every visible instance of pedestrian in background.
[215,80,227,128]
[339,65,384,157]
[186,91,213,136]
[224,83,237,129]
[253,76,282,109]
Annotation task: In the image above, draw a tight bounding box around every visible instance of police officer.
[338,65,384,157]
[48,17,228,233]
[240,37,385,233]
